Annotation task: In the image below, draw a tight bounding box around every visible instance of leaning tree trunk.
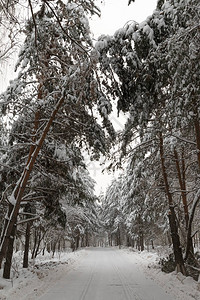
[0,107,40,271]
[1,203,16,278]
[159,131,186,275]
[31,228,38,259]
[34,228,46,259]
[0,203,14,272]
[0,95,65,268]
[3,217,16,279]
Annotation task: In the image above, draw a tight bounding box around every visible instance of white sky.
[90,0,157,38]
[89,0,157,195]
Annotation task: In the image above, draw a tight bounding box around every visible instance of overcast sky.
[90,0,157,38]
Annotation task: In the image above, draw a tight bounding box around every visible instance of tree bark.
[23,222,31,268]
[194,119,200,169]
[140,233,144,251]
[52,241,56,257]
[31,228,38,259]
[174,147,195,261]
[75,235,80,250]
[173,148,189,228]
[185,189,200,261]
[151,240,154,250]
[159,131,186,275]
[3,219,16,279]
[118,224,121,249]
[34,229,46,259]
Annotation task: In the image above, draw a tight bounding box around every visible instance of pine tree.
[0,0,114,278]
[96,0,200,274]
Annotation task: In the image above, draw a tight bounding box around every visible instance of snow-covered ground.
[0,247,199,300]
[126,248,200,300]
[0,249,86,300]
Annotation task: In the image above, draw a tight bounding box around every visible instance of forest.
[0,0,199,282]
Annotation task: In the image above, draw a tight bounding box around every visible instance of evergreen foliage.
[97,0,200,276]
[0,0,200,280]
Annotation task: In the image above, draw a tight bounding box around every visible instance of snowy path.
[37,248,173,300]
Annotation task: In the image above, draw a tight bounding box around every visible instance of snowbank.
[124,247,200,300]
[0,249,86,300]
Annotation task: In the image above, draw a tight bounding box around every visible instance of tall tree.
[96,0,199,274]
[0,0,115,277]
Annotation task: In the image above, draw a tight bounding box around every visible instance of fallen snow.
[0,247,199,300]
[124,248,200,300]
[0,249,87,300]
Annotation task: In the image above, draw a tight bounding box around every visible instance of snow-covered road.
[37,248,173,300]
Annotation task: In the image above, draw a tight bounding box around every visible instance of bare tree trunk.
[23,222,31,268]
[34,229,46,259]
[71,240,75,252]
[140,232,144,251]
[173,148,189,228]
[75,235,80,250]
[0,203,14,271]
[86,231,89,247]
[185,190,200,261]
[31,229,38,259]
[159,131,186,275]
[194,120,200,169]
[118,224,121,249]
[136,238,140,251]
[81,236,84,248]
[52,241,56,257]
[151,240,154,249]
[34,236,41,259]
[174,148,194,259]
[3,219,16,279]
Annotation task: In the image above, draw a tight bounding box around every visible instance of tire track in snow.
[79,260,97,300]
[111,250,142,300]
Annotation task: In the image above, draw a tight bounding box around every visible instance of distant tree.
[102,178,125,247]
[61,165,100,250]
[121,155,164,250]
